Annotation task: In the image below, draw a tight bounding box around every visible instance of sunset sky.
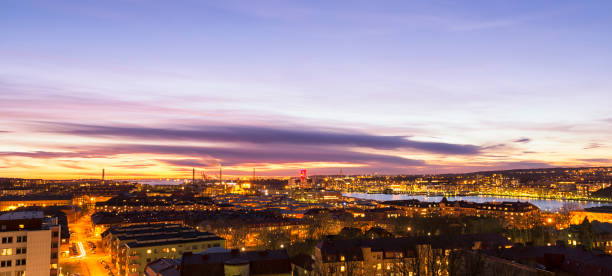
[1,1,612,179]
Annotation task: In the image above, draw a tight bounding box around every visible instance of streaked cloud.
[584,143,604,150]
[513,137,531,143]
[0,143,426,167]
[38,123,481,155]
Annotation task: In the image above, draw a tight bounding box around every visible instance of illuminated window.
[0,248,11,255]
[340,256,345,261]
[147,249,152,254]
[340,266,345,272]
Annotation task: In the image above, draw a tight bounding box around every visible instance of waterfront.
[343,193,612,212]
[128,179,186,185]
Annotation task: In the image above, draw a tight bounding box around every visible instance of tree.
[392,255,418,276]
[341,260,363,276]
[365,227,393,239]
[337,227,363,239]
[229,226,249,248]
[306,212,335,239]
[578,217,595,250]
[423,248,448,276]
[448,250,485,276]
[260,228,291,250]
[287,239,319,257]
[559,202,581,227]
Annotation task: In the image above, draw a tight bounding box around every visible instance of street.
[60,211,115,276]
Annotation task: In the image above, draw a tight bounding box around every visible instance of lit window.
[340,266,345,272]
[147,249,152,254]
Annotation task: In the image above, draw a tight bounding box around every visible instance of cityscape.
[2,1,612,276]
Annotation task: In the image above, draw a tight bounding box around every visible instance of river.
[343,193,612,212]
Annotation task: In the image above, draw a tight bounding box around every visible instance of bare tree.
[559,202,582,227]
[448,250,485,276]
[392,255,417,276]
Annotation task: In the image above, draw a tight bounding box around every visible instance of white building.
[0,211,61,276]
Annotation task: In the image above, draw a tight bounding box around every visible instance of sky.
[1,0,612,179]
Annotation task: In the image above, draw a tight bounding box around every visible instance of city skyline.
[2,1,612,178]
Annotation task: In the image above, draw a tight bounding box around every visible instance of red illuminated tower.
[300,169,307,188]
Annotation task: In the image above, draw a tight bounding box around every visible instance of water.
[126,179,186,185]
[343,193,612,212]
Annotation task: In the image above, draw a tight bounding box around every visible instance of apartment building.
[0,211,61,276]
[0,196,73,211]
[314,234,510,276]
[145,249,293,276]
[102,224,224,276]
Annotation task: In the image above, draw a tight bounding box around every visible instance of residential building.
[0,211,61,276]
[0,195,73,211]
[493,245,612,276]
[176,249,292,276]
[120,227,225,276]
[571,206,612,225]
[314,234,510,276]
[565,220,612,254]
[143,258,179,276]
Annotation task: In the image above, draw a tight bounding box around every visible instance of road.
[61,210,114,276]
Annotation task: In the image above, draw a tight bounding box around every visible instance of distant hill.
[592,186,612,199]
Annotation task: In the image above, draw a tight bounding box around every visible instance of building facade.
[0,196,73,211]
[0,211,61,276]
[314,234,510,276]
[101,224,225,276]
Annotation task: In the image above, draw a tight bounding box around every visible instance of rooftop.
[583,206,612,214]
[126,232,224,248]
[0,195,72,201]
[145,258,180,276]
[181,249,292,276]
[317,234,510,262]
[496,245,612,273]
[0,211,44,221]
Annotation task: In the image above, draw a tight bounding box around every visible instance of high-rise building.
[0,211,61,276]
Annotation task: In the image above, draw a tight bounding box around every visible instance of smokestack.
[102,168,105,183]
[192,168,195,184]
